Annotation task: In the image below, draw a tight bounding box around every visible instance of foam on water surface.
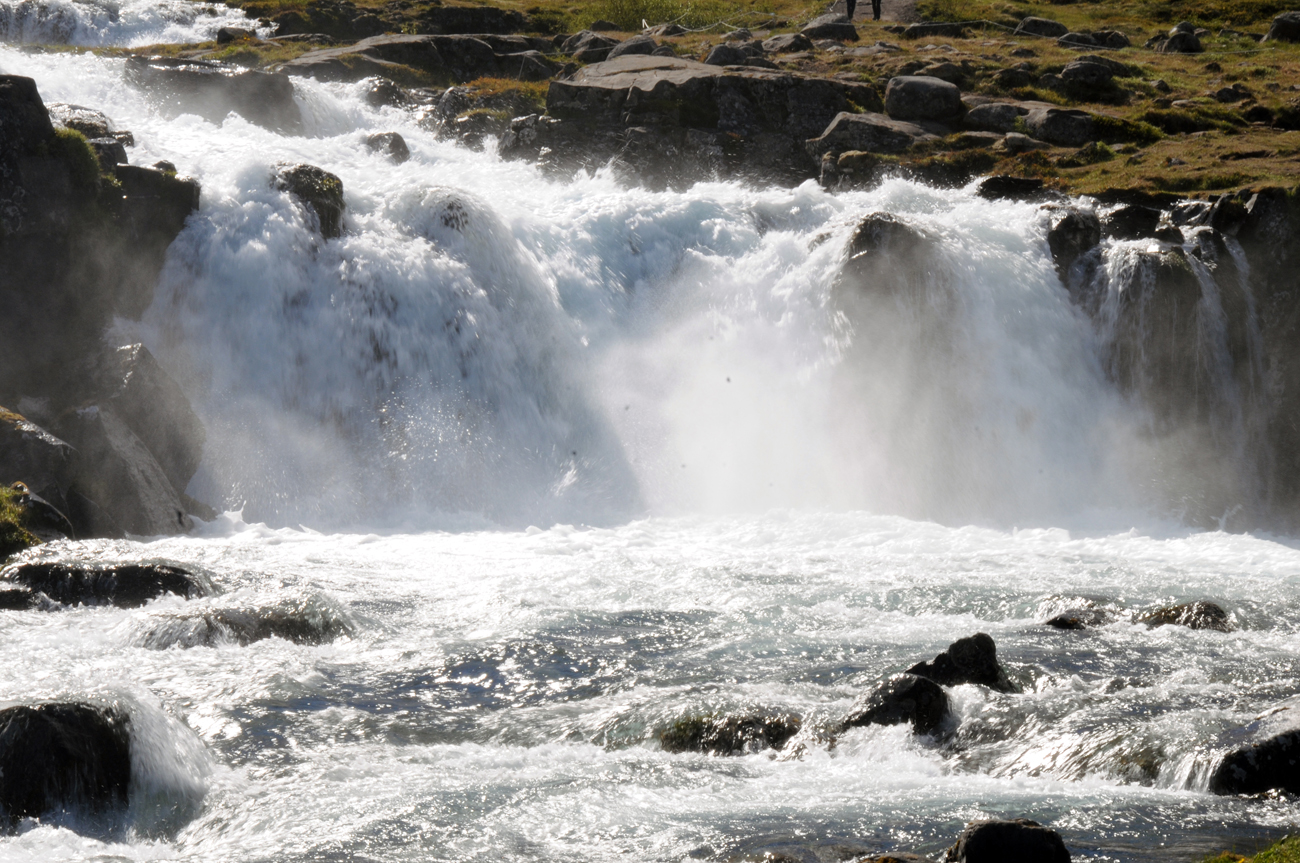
[2,39,1299,863]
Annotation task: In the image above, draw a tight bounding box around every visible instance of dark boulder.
[54,405,193,537]
[763,33,813,53]
[1023,106,1095,146]
[87,138,128,171]
[44,102,117,141]
[0,588,34,610]
[1058,32,1097,48]
[96,344,206,496]
[1264,12,1300,43]
[704,44,750,66]
[111,166,202,317]
[274,163,344,239]
[840,674,950,736]
[1045,207,1101,281]
[802,16,859,41]
[976,176,1044,201]
[3,561,211,608]
[0,75,56,153]
[124,57,303,135]
[906,633,1016,692]
[137,597,353,648]
[361,76,409,107]
[1209,729,1300,795]
[562,29,619,60]
[659,712,802,755]
[8,482,73,542]
[945,819,1070,863]
[363,131,410,163]
[903,22,965,39]
[1102,204,1161,240]
[835,212,942,301]
[964,102,1028,133]
[1059,61,1112,91]
[216,26,256,44]
[0,703,130,829]
[1045,608,1111,630]
[1136,601,1231,631]
[0,406,74,516]
[884,75,962,122]
[1013,17,1068,38]
[609,35,657,58]
[1157,30,1202,53]
[806,111,938,160]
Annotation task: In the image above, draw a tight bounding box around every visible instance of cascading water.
[0,0,263,47]
[3,25,1300,863]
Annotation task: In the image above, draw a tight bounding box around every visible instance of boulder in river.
[840,673,950,736]
[907,633,1017,692]
[659,712,802,755]
[364,131,411,163]
[1209,728,1300,795]
[945,819,1070,862]
[1045,207,1101,283]
[274,163,345,239]
[136,596,353,648]
[1136,601,1231,632]
[124,57,303,135]
[2,561,212,607]
[0,703,130,829]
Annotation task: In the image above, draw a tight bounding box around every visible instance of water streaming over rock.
[3,24,1300,863]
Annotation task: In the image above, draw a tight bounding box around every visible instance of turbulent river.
[2,5,1300,861]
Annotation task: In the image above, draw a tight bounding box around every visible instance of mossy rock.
[274,163,345,239]
[0,487,40,563]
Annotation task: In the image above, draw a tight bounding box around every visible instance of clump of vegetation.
[587,0,732,32]
[1138,106,1242,135]
[44,128,101,190]
[1094,114,1164,145]
[0,486,40,564]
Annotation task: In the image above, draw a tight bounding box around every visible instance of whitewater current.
[2,13,1300,863]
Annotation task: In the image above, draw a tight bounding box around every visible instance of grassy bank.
[1208,836,1300,863]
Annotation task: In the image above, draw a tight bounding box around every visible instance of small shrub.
[1094,115,1164,145]
[46,127,101,189]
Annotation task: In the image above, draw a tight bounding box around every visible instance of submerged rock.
[659,712,802,755]
[907,633,1017,692]
[274,163,345,239]
[363,131,410,163]
[137,597,354,648]
[2,561,212,608]
[840,674,950,736]
[946,819,1070,862]
[124,57,303,135]
[1210,718,1300,796]
[1136,601,1232,632]
[0,703,131,829]
[1045,608,1111,630]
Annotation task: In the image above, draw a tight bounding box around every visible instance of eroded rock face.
[906,633,1017,692]
[659,713,802,755]
[274,163,345,239]
[945,819,1070,863]
[0,703,130,829]
[3,561,212,607]
[840,674,950,736]
[124,57,303,134]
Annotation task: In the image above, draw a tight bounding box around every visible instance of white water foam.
[1,0,266,47]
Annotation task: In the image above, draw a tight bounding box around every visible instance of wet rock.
[3,561,211,607]
[609,35,657,58]
[362,76,409,107]
[279,34,512,84]
[44,102,116,140]
[1264,11,1300,43]
[137,597,353,648]
[763,33,813,53]
[110,165,202,316]
[907,633,1016,692]
[216,26,256,44]
[274,163,344,239]
[1137,601,1231,631]
[806,111,938,160]
[1046,207,1101,281]
[53,405,193,537]
[86,137,127,171]
[0,74,56,153]
[124,57,303,134]
[841,674,950,736]
[835,212,941,299]
[1013,17,1068,39]
[1045,608,1111,629]
[0,406,74,516]
[0,588,34,610]
[884,75,962,122]
[96,344,206,497]
[0,703,130,829]
[976,176,1044,201]
[1102,204,1161,240]
[659,712,802,755]
[945,819,1070,863]
[1210,729,1300,795]
[364,131,410,163]
[8,482,73,542]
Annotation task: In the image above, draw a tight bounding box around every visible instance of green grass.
[0,485,39,564]
[586,0,731,31]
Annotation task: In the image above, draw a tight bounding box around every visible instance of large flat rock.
[279,34,558,84]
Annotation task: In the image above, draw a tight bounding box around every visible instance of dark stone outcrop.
[836,212,942,300]
[1023,106,1095,146]
[274,163,345,239]
[1136,601,1231,631]
[1013,17,1068,39]
[0,703,130,829]
[137,597,353,648]
[124,57,303,134]
[906,633,1016,692]
[1101,204,1161,240]
[763,33,813,53]
[945,819,1070,863]
[1045,608,1111,630]
[1045,207,1101,281]
[806,111,937,160]
[1264,12,1300,42]
[504,55,885,187]
[2,561,212,607]
[659,713,802,755]
[363,131,410,163]
[8,482,73,542]
[802,15,859,41]
[609,35,657,58]
[279,33,560,84]
[976,176,1045,201]
[840,674,950,736]
[0,406,74,516]
[1210,729,1300,795]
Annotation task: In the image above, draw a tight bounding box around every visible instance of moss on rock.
[0,486,40,563]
